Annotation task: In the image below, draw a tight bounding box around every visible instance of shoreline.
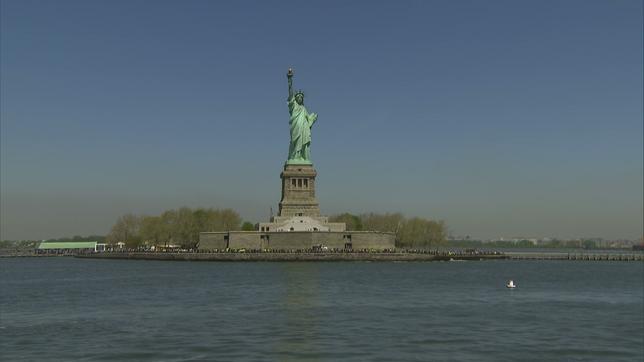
[4,250,642,261]
[71,251,644,262]
[74,252,509,262]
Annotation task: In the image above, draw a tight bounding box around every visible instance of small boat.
[506,280,516,289]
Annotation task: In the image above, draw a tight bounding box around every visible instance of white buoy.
[506,280,516,288]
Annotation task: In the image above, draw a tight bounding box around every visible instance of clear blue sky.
[1,0,642,240]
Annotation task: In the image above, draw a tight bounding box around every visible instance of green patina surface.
[38,241,97,249]
[286,68,317,165]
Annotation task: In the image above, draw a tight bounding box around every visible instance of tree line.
[106,209,447,249]
[329,212,447,248]
[106,207,246,248]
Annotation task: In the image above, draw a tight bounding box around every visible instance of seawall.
[74,252,509,262]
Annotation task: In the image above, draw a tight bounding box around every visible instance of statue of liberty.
[286,68,317,164]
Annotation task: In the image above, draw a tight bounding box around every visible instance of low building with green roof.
[37,241,101,253]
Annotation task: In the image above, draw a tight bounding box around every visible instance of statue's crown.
[295,90,305,97]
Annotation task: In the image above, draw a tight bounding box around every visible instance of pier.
[506,252,644,261]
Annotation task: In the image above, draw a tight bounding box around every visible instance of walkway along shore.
[74,251,643,262]
[505,252,643,261]
[75,252,509,262]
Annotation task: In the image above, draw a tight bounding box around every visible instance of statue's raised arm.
[287,68,294,100]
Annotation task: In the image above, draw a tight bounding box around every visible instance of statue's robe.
[288,97,316,161]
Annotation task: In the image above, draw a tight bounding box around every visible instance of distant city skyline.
[1,0,642,240]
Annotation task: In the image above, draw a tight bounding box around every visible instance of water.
[1,258,642,361]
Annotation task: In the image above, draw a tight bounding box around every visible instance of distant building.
[37,241,100,254]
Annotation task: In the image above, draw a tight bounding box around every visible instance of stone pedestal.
[258,163,346,233]
[278,163,320,217]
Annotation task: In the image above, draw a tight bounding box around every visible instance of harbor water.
[1,258,642,361]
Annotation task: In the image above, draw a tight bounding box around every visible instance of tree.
[106,213,142,247]
[140,216,163,246]
[175,207,196,248]
[159,209,179,246]
[397,217,446,249]
[329,213,363,231]
[241,221,255,231]
[361,212,404,233]
[219,208,242,231]
[191,208,211,243]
